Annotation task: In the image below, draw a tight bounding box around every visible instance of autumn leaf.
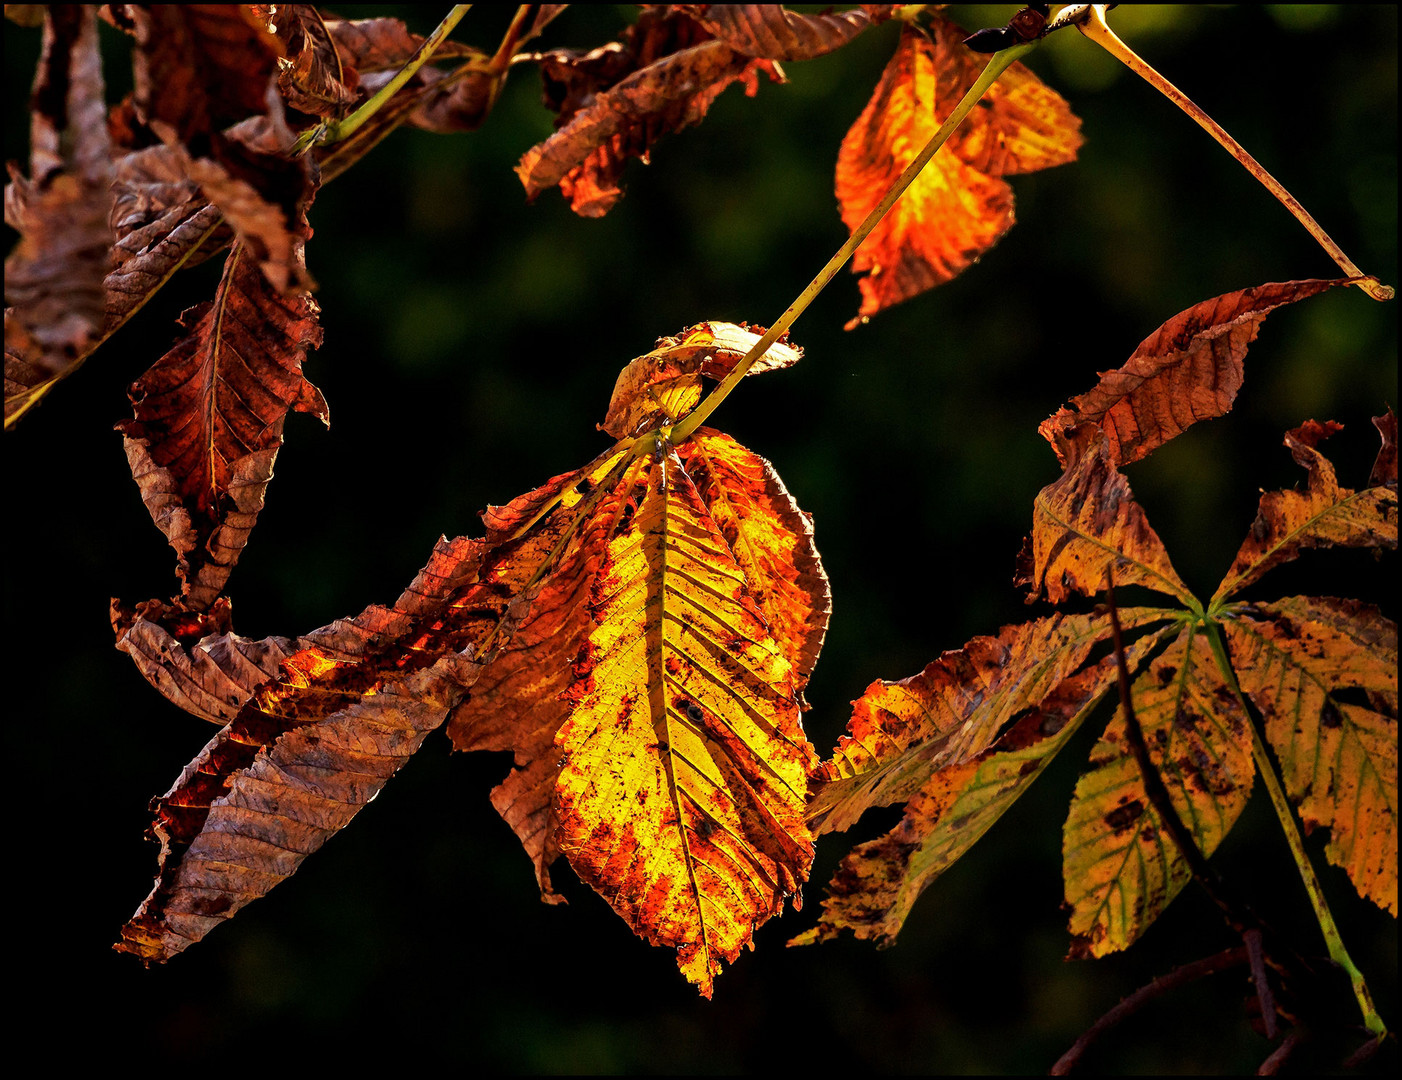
[795,619,1171,947]
[4,7,113,397]
[1015,424,1195,608]
[1213,417,1399,602]
[1063,624,1254,957]
[265,4,358,119]
[836,17,1081,328]
[122,4,284,144]
[518,8,782,217]
[810,611,1169,838]
[1039,279,1352,468]
[117,323,827,996]
[1222,598,1397,914]
[684,5,872,60]
[118,240,326,611]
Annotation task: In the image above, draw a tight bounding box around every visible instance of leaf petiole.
[1074,4,1393,302]
[670,40,1038,443]
[293,4,474,155]
[1203,619,1388,1040]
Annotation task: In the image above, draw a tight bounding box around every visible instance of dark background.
[5,4,1397,1073]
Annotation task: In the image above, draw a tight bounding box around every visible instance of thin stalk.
[295,5,472,154]
[671,42,1036,444]
[1077,5,1393,302]
[1203,620,1387,1039]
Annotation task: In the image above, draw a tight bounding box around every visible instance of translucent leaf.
[1063,625,1253,957]
[1222,597,1397,914]
[836,17,1081,327]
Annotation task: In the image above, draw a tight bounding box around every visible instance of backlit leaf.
[1016,425,1194,607]
[1039,279,1349,468]
[796,625,1170,947]
[1213,418,1399,602]
[555,442,817,997]
[1222,597,1398,914]
[836,17,1081,328]
[518,8,781,217]
[118,240,326,611]
[1063,624,1254,957]
[118,323,826,995]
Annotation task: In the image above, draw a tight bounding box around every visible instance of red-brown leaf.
[683,5,871,60]
[836,18,1081,327]
[118,241,325,611]
[126,4,284,143]
[1040,280,1350,467]
[518,9,781,217]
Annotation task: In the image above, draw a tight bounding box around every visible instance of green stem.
[295,4,473,154]
[1203,620,1387,1039]
[1076,5,1393,302]
[671,41,1036,444]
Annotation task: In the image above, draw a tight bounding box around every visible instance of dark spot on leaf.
[1104,799,1143,834]
[1155,665,1177,687]
[1320,699,1343,729]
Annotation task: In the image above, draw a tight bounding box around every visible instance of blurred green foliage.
[5,4,1396,1073]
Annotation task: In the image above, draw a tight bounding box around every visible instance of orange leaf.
[1016,425,1194,607]
[1222,597,1397,914]
[118,240,326,611]
[1040,279,1350,467]
[1214,418,1399,602]
[1063,625,1254,957]
[518,9,781,217]
[836,18,1081,328]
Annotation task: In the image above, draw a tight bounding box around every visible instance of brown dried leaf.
[1016,425,1194,607]
[683,5,871,60]
[1040,280,1349,467]
[115,534,495,960]
[118,241,325,611]
[1371,408,1397,488]
[518,9,781,217]
[267,4,358,118]
[1214,419,1398,601]
[126,4,284,143]
[837,18,1081,327]
[1223,597,1397,914]
[1063,625,1254,957]
[4,7,113,384]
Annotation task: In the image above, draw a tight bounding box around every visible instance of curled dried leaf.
[1040,280,1349,467]
[518,9,781,217]
[118,241,326,611]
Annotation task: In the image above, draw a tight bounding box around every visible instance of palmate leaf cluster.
[5,4,1396,1071]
